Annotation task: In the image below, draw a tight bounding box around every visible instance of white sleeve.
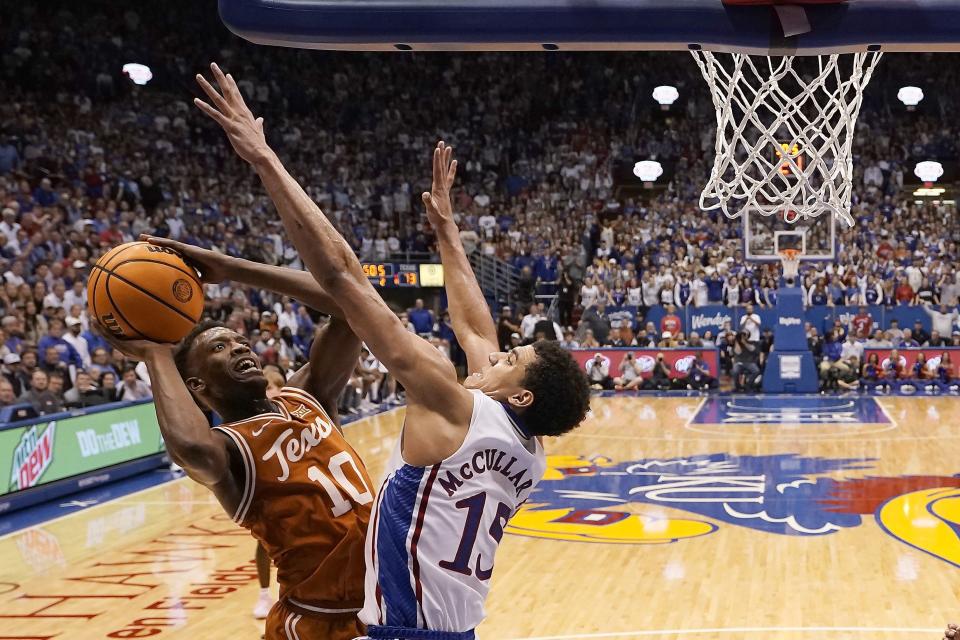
[135,361,152,385]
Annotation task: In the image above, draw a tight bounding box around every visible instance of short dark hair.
[174,320,227,379]
[520,341,590,437]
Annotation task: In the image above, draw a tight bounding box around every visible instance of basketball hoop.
[692,50,882,228]
[778,248,802,281]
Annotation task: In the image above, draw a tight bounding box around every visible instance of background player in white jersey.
[193,64,591,640]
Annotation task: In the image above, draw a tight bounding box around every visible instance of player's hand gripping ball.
[87,241,204,343]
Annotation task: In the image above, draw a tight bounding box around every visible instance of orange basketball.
[87,241,205,343]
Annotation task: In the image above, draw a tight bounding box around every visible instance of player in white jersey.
[191,67,591,639]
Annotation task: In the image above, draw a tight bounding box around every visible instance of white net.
[692,51,882,228]
[779,249,801,281]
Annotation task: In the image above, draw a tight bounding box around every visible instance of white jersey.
[360,390,545,632]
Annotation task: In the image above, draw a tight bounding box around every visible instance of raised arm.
[141,237,360,420]
[193,64,472,425]
[95,332,242,513]
[421,142,499,373]
[142,235,346,318]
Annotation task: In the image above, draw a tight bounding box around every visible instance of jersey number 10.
[307,451,373,517]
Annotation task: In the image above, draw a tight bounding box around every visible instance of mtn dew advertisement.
[0,402,164,496]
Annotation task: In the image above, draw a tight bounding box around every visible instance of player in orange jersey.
[97,243,373,640]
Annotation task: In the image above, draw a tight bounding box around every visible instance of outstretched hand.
[946,623,958,640]
[194,63,271,166]
[140,234,232,283]
[422,141,458,228]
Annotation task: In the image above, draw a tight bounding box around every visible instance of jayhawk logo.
[506,453,960,568]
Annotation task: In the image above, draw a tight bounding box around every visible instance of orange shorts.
[264,600,364,640]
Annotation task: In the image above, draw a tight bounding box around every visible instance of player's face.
[465,344,537,407]
[189,328,266,397]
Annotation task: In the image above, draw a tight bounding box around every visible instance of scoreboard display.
[362,263,444,288]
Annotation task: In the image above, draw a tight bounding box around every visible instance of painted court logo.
[9,422,56,491]
[506,453,960,568]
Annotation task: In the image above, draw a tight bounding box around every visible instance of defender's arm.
[422,142,499,373]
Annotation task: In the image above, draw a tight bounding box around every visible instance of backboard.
[219,0,960,54]
[743,206,835,262]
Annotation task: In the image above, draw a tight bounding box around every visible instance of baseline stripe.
[508,627,945,640]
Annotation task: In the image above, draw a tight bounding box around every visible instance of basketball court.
[2,396,957,639]
[3,1,960,639]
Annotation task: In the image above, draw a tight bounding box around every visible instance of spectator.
[1,353,24,396]
[89,347,119,381]
[408,299,434,337]
[865,329,892,347]
[19,369,63,415]
[559,329,580,350]
[900,329,920,348]
[581,303,612,345]
[841,333,864,363]
[887,319,904,345]
[835,357,862,391]
[720,332,737,378]
[908,352,932,386]
[63,317,91,368]
[519,303,544,340]
[47,372,66,400]
[923,304,959,339]
[118,367,153,401]
[0,378,18,407]
[580,329,600,349]
[660,304,682,337]
[497,306,520,350]
[99,371,121,402]
[882,349,906,385]
[739,303,761,343]
[686,353,717,390]
[732,332,761,392]
[614,353,644,391]
[818,330,845,389]
[649,352,675,390]
[936,351,955,390]
[911,320,931,346]
[807,326,824,360]
[37,319,83,369]
[851,306,874,338]
[64,370,109,408]
[586,353,612,390]
[860,353,883,392]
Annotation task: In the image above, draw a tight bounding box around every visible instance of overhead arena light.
[123,63,153,86]
[652,85,679,110]
[914,160,944,183]
[634,160,663,184]
[897,86,924,110]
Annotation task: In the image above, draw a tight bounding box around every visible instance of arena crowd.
[1,2,959,415]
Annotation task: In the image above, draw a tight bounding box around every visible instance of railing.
[469,253,519,308]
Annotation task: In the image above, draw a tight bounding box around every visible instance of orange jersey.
[213,386,372,615]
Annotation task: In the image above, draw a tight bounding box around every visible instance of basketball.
[87,241,204,343]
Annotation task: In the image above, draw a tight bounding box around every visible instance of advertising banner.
[0,402,164,497]
[593,304,949,336]
[570,348,719,380]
